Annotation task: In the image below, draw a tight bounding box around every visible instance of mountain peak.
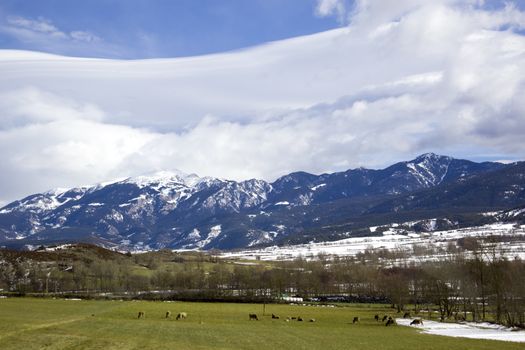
[412,152,451,163]
[123,170,201,188]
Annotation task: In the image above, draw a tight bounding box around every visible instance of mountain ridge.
[1,153,521,251]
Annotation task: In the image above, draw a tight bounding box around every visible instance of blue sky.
[0,0,521,58]
[0,0,344,58]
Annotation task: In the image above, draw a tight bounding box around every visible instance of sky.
[1,0,525,205]
[0,0,340,58]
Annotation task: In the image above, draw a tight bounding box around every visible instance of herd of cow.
[249,313,316,322]
[136,310,424,327]
[137,311,187,320]
[248,313,424,326]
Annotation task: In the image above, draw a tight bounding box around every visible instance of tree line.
[0,238,523,327]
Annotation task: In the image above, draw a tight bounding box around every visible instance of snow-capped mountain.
[0,153,521,251]
[267,153,504,206]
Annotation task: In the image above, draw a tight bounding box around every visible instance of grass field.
[0,298,522,350]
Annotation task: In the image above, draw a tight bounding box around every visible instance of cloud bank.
[1,1,525,205]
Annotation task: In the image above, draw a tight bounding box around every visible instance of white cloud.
[0,87,104,129]
[6,16,66,38]
[3,15,100,43]
[1,1,525,204]
[315,0,349,24]
[69,30,101,43]
[0,15,108,56]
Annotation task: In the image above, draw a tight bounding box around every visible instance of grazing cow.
[309,318,316,322]
[137,311,145,319]
[352,317,360,324]
[374,314,379,322]
[410,319,423,326]
[272,314,280,319]
[249,313,259,321]
[403,312,411,318]
[291,317,297,320]
[382,315,388,322]
[176,312,187,320]
[297,317,303,322]
[385,318,396,326]
[166,311,171,319]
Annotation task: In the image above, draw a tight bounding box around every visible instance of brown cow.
[410,319,423,326]
[137,311,145,319]
[382,315,388,322]
[249,313,258,321]
[374,314,380,321]
[272,314,280,319]
[352,317,360,324]
[165,311,171,319]
[385,318,396,326]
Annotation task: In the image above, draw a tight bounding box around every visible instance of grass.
[0,298,522,350]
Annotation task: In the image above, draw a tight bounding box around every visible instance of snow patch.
[221,223,525,261]
[397,318,525,343]
[187,228,201,240]
[195,225,221,249]
[310,183,326,191]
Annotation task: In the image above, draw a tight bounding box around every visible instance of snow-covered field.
[397,319,525,343]
[221,223,525,261]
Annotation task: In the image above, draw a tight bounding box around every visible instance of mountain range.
[1,153,524,251]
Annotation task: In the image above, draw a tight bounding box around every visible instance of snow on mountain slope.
[0,154,520,251]
[0,169,277,249]
[404,153,452,187]
[221,222,525,262]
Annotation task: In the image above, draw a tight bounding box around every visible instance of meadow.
[0,298,523,350]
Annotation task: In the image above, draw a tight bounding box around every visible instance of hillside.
[0,154,523,251]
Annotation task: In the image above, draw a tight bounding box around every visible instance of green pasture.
[0,298,521,350]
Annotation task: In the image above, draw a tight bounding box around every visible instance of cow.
[410,319,423,326]
[176,312,187,320]
[165,311,171,319]
[137,311,145,319]
[382,315,388,322]
[249,313,259,321]
[385,318,396,326]
[352,317,360,324]
[403,312,411,318]
[309,318,316,322]
[374,314,380,322]
[297,317,303,322]
[272,314,280,319]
